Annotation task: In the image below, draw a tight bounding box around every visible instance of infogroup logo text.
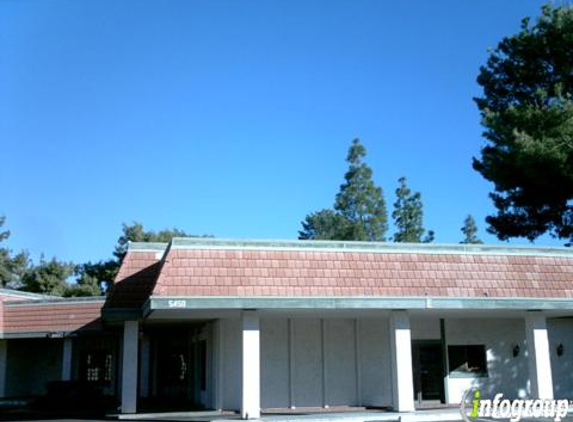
[460,388,570,422]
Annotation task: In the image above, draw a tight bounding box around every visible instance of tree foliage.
[334,139,388,241]
[460,214,483,244]
[392,177,434,243]
[298,209,348,240]
[474,4,573,243]
[21,256,75,296]
[113,222,194,261]
[94,222,207,293]
[0,216,30,287]
[299,139,388,241]
[1,217,206,297]
[73,260,118,296]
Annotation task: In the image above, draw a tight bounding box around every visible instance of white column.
[525,312,554,399]
[0,340,6,397]
[389,310,415,412]
[241,311,260,419]
[61,338,73,381]
[121,320,139,414]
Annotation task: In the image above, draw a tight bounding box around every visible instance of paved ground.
[1,408,572,422]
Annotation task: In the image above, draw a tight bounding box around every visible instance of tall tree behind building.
[299,139,388,241]
[0,215,30,287]
[392,177,434,243]
[473,4,573,244]
[460,214,483,244]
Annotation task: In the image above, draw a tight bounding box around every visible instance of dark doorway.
[147,326,208,411]
[412,341,445,404]
[156,335,190,400]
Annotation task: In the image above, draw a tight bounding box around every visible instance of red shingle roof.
[3,240,572,334]
[151,247,573,299]
[3,300,103,334]
[104,250,163,309]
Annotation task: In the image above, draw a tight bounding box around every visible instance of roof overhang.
[145,295,573,315]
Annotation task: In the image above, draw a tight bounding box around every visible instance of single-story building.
[0,237,572,418]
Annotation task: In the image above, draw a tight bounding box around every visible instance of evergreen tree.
[298,209,348,240]
[21,255,75,296]
[299,139,388,241]
[66,272,103,297]
[333,139,388,241]
[73,260,118,296]
[113,222,195,260]
[102,222,209,290]
[460,214,483,244]
[474,4,573,243]
[0,216,30,287]
[392,177,434,243]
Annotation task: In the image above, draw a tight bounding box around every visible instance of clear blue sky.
[0,0,560,264]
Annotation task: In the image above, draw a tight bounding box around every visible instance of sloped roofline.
[0,288,55,301]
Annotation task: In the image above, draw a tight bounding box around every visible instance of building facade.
[0,238,572,418]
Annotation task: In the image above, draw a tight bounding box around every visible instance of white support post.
[241,311,260,419]
[0,340,6,398]
[525,312,554,399]
[389,310,415,412]
[61,338,73,381]
[121,320,139,414]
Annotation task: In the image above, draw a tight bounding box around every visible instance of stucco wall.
[221,316,549,409]
[220,318,242,411]
[324,319,357,405]
[221,316,393,410]
[548,318,573,399]
[260,318,289,408]
[6,338,62,397]
[291,318,323,407]
[411,318,441,340]
[359,319,392,406]
[445,318,528,403]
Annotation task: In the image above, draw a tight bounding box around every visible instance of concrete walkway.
[114,407,573,422]
[116,408,465,422]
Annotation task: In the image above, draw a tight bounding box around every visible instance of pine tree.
[333,139,388,241]
[298,209,348,240]
[473,4,573,243]
[460,214,483,244]
[299,139,388,241]
[0,216,30,287]
[392,177,434,243]
[21,255,75,296]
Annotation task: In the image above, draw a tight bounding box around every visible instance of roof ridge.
[166,237,573,258]
[0,288,56,300]
[128,241,169,252]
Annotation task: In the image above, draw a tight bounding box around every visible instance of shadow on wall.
[474,338,529,400]
[445,318,529,403]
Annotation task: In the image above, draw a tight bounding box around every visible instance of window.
[448,345,488,377]
[84,351,114,382]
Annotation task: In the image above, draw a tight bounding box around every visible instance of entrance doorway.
[148,325,209,410]
[411,341,445,404]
